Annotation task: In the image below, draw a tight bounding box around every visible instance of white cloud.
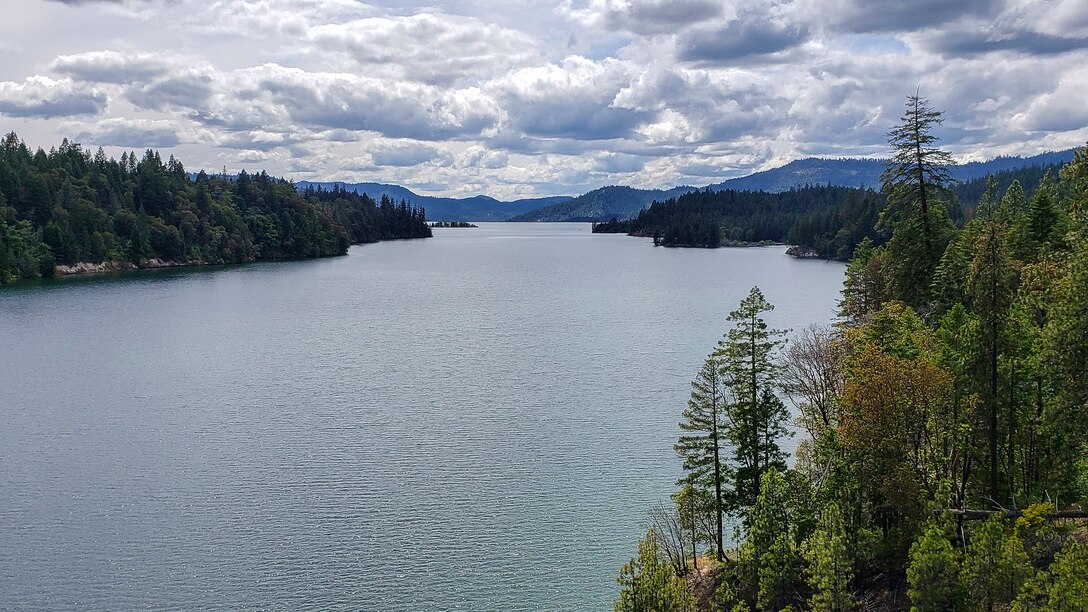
[0,0,1084,197]
[0,76,107,119]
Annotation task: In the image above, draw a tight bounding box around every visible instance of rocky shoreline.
[784,245,824,259]
[53,258,203,277]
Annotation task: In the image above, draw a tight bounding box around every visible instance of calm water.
[0,223,844,611]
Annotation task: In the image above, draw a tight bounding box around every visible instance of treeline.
[0,133,430,284]
[593,165,1062,261]
[616,98,1087,611]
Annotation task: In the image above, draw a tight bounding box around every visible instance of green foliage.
[615,530,696,612]
[880,95,957,308]
[1012,537,1088,611]
[803,502,854,612]
[623,184,884,257]
[0,133,431,283]
[676,357,730,560]
[960,516,1031,610]
[715,287,790,514]
[907,521,962,611]
[741,468,801,612]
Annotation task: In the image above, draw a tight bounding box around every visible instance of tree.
[715,286,789,512]
[615,530,696,612]
[880,94,956,307]
[838,238,887,324]
[1013,537,1088,611]
[742,468,799,612]
[907,521,961,611]
[960,516,1030,611]
[676,357,729,560]
[804,502,854,612]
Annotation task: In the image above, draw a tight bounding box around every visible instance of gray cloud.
[926,29,1088,56]
[371,142,442,167]
[221,65,500,140]
[679,19,810,62]
[0,77,107,119]
[126,69,215,111]
[73,118,180,147]
[570,0,723,35]
[494,58,652,142]
[830,0,999,34]
[51,51,170,84]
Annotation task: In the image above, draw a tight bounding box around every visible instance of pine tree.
[715,287,789,512]
[907,521,961,611]
[804,502,854,612]
[960,516,1030,611]
[742,468,798,612]
[615,530,696,612]
[879,94,956,307]
[676,357,730,561]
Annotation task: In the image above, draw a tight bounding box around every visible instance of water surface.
[0,223,845,610]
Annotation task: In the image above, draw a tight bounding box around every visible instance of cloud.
[71,117,180,147]
[492,56,652,142]
[125,67,216,110]
[309,13,540,86]
[924,28,1088,56]
[189,64,500,141]
[0,76,107,119]
[371,141,443,167]
[678,19,810,62]
[50,50,170,84]
[562,0,722,35]
[828,0,999,34]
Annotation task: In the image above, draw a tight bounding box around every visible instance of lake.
[0,223,845,611]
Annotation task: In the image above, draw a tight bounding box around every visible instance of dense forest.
[594,164,1064,261]
[0,133,431,284]
[615,97,1088,610]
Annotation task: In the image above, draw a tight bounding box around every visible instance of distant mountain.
[514,149,1077,222]
[708,150,1076,193]
[297,181,572,222]
[507,185,698,222]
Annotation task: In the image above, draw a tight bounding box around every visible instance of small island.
[428,221,478,228]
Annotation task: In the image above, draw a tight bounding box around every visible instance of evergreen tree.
[880,95,956,308]
[907,521,961,611]
[742,468,799,612]
[715,287,789,512]
[676,357,729,561]
[803,502,854,612]
[960,516,1031,611]
[615,530,696,612]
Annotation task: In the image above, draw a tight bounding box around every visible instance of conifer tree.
[715,287,789,512]
[960,516,1030,612]
[804,502,854,612]
[676,357,729,560]
[907,521,961,611]
[880,95,956,307]
[615,530,696,612]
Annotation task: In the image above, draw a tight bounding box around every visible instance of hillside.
[517,149,1077,222]
[297,181,571,222]
[507,185,697,222]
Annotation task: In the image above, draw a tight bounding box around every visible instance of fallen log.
[942,509,1088,520]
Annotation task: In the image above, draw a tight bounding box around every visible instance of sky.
[0,0,1086,199]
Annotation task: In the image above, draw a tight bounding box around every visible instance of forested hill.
[520,149,1076,222]
[507,185,697,222]
[0,134,431,284]
[595,162,1067,259]
[298,181,571,221]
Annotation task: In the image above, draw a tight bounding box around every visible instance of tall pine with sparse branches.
[880,94,956,308]
[715,286,790,515]
[675,357,729,561]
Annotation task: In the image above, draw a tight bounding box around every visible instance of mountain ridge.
[300,149,1076,222]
